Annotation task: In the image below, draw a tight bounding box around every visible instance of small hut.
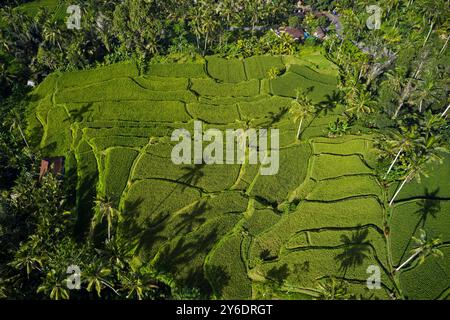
[39,157,65,180]
[278,27,306,42]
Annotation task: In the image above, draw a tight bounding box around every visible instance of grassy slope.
[26,50,448,299]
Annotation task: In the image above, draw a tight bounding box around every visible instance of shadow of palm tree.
[69,102,93,123]
[317,91,342,116]
[148,164,205,217]
[398,187,441,264]
[153,227,221,297]
[174,200,209,234]
[262,107,289,127]
[178,164,205,190]
[334,228,371,279]
[205,264,231,297]
[266,263,290,285]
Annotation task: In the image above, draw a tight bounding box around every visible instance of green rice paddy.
[26,52,450,299]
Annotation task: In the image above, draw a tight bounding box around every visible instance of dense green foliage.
[1,0,449,301]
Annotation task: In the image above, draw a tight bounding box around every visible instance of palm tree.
[84,259,117,297]
[91,197,121,241]
[42,20,63,52]
[408,74,440,112]
[10,235,43,277]
[120,272,159,300]
[37,269,69,300]
[389,154,428,206]
[289,89,316,140]
[395,229,443,272]
[441,104,450,118]
[384,128,420,179]
[315,277,351,300]
[346,88,375,115]
[417,0,448,47]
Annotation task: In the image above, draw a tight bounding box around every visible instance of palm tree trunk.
[385,148,403,178]
[15,121,29,148]
[204,32,208,55]
[395,249,422,272]
[394,61,424,118]
[297,118,303,140]
[389,171,413,206]
[393,102,404,119]
[423,21,435,48]
[441,104,450,118]
[440,35,449,54]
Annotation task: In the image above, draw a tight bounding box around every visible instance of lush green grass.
[244,56,285,80]
[399,246,450,300]
[206,234,252,299]
[31,51,447,299]
[244,209,281,237]
[58,62,139,89]
[390,200,450,266]
[311,154,373,180]
[56,78,197,103]
[306,175,381,201]
[187,103,240,124]
[65,100,191,123]
[388,154,450,201]
[206,56,247,83]
[250,144,311,204]
[190,78,260,97]
[152,214,242,294]
[123,179,201,227]
[270,72,337,103]
[103,148,139,204]
[147,63,208,78]
[251,198,384,260]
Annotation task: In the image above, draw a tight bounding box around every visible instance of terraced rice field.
[26,52,450,299]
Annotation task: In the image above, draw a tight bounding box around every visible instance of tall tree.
[289,89,316,140]
[395,229,443,272]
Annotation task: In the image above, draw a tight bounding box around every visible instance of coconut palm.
[441,104,450,118]
[383,127,420,179]
[346,87,375,115]
[389,154,428,206]
[289,89,316,140]
[91,197,121,241]
[84,259,117,297]
[42,20,63,52]
[395,229,443,272]
[417,0,449,47]
[37,270,70,300]
[120,272,159,300]
[315,277,351,300]
[408,75,440,112]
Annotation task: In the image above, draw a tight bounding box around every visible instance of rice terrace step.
[23,52,449,300]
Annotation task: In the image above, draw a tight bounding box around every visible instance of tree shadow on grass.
[316,90,342,116]
[262,107,289,128]
[398,187,441,264]
[74,163,99,240]
[178,164,205,190]
[149,164,205,217]
[205,264,231,298]
[68,102,93,123]
[266,263,290,285]
[334,228,371,279]
[153,227,221,297]
[119,197,171,258]
[174,200,209,234]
